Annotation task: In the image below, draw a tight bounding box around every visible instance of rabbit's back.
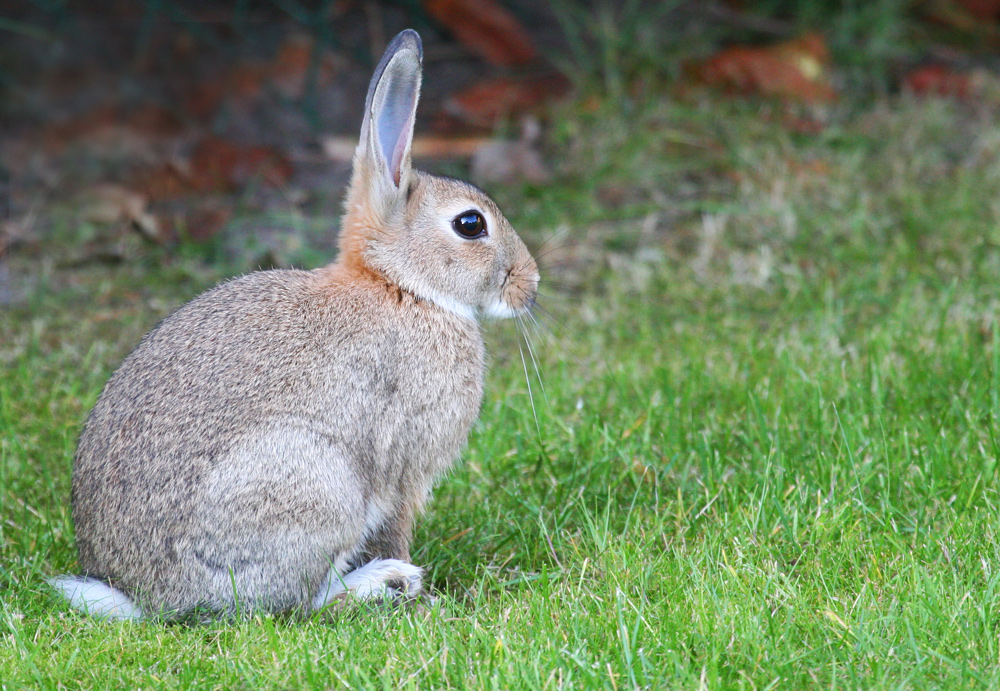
[72,268,484,614]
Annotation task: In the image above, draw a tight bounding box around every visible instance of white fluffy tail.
[48,575,145,621]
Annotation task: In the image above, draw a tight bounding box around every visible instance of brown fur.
[61,29,538,618]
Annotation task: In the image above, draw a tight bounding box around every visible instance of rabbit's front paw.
[346,558,423,600]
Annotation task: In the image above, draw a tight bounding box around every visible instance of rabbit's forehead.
[432,198,499,223]
[414,175,507,220]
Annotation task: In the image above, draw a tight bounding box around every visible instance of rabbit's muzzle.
[499,256,539,316]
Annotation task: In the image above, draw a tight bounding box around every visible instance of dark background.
[2,0,998,294]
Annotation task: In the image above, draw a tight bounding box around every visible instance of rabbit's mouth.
[485,268,539,319]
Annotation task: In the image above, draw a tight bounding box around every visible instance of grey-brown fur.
[52,29,538,619]
[73,269,481,615]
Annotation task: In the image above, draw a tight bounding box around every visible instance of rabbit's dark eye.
[452,211,487,239]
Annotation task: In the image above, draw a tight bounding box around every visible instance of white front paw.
[345,559,423,600]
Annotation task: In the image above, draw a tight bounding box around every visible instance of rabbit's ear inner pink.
[359,30,422,191]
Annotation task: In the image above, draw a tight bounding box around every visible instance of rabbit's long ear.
[357,30,422,197]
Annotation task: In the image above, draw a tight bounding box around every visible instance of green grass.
[5,91,1000,688]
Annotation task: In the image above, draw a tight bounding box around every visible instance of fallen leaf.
[272,34,315,81]
[269,33,345,98]
[180,61,269,120]
[182,34,344,119]
[189,136,294,192]
[413,135,491,159]
[696,33,837,104]
[903,64,972,99]
[42,104,182,159]
[954,0,1000,20]
[423,0,537,67]
[322,134,489,161]
[137,136,293,201]
[444,73,571,126]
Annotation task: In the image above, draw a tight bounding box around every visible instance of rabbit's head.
[340,30,538,321]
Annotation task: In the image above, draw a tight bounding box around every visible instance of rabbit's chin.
[426,293,523,321]
[397,279,478,321]
[482,299,525,320]
[421,293,522,321]
[424,292,477,321]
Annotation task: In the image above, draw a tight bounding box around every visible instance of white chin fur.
[483,300,519,319]
[403,282,477,321]
[397,276,516,322]
[429,294,477,322]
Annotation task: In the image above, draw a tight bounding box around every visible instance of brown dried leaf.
[423,0,537,67]
[189,136,294,193]
[322,134,489,161]
[903,64,972,99]
[696,33,837,104]
[444,74,570,127]
[954,0,1000,21]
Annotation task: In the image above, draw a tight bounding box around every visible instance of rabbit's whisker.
[527,304,593,372]
[532,303,572,334]
[526,229,570,262]
[536,260,591,272]
[529,240,605,264]
[533,285,578,299]
[516,329,542,440]
[518,313,548,406]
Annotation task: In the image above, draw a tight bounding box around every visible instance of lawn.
[4,89,1000,688]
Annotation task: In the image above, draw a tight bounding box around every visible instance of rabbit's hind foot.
[48,575,145,621]
[312,558,423,610]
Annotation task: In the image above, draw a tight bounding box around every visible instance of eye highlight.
[452,210,487,239]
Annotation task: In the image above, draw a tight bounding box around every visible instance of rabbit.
[49,29,539,621]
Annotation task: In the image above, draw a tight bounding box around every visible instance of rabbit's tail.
[48,575,145,621]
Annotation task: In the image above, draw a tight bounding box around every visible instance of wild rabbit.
[50,29,539,620]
